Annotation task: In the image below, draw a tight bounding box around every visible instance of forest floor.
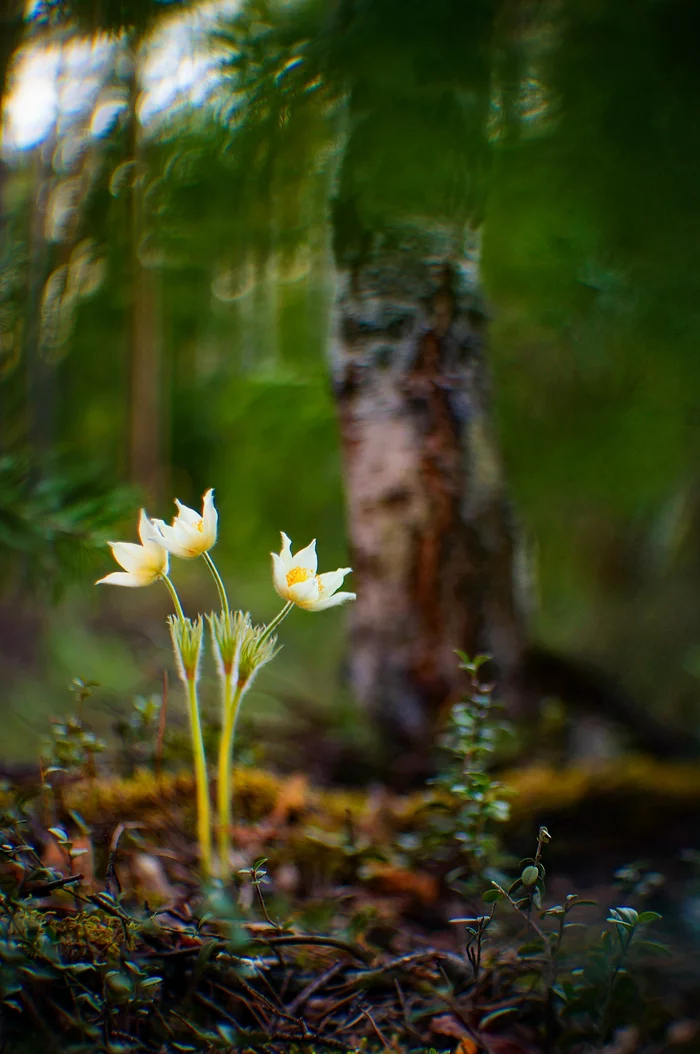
[1,760,699,1053]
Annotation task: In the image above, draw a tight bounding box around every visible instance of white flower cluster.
[97,489,356,613]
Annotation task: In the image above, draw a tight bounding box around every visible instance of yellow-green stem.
[203,551,229,613]
[186,674,212,877]
[217,676,245,878]
[161,574,185,620]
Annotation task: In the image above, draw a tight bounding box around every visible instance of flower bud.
[168,615,204,682]
[208,610,278,685]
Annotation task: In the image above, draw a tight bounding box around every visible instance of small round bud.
[521,865,539,886]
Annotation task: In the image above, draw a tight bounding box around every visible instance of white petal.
[96,571,156,587]
[279,532,294,571]
[307,590,356,612]
[139,510,169,568]
[138,509,156,545]
[271,553,290,598]
[317,567,351,598]
[145,540,169,572]
[172,519,198,545]
[287,577,320,607]
[291,539,317,573]
[200,488,218,548]
[174,499,201,527]
[153,523,194,558]
[170,519,209,557]
[109,541,151,574]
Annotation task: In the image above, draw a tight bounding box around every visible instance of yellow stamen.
[286,566,311,587]
[195,518,204,533]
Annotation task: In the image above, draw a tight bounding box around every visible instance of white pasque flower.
[271,532,356,612]
[96,510,168,587]
[150,488,218,559]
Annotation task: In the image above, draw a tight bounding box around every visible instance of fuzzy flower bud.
[208,609,278,686]
[168,615,204,683]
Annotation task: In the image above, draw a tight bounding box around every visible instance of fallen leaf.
[431,1013,466,1038]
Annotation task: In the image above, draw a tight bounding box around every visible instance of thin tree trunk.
[330,225,525,777]
[0,1,26,452]
[25,145,56,469]
[126,47,163,503]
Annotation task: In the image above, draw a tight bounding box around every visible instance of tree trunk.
[0,1,23,103]
[126,47,164,503]
[330,225,525,778]
[0,1,26,451]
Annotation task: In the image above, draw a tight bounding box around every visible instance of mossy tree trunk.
[330,225,525,776]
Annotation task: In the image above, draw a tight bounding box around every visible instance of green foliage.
[44,712,106,779]
[481,0,700,705]
[113,694,164,774]
[465,828,671,1048]
[427,653,512,877]
[0,454,137,593]
[43,677,106,779]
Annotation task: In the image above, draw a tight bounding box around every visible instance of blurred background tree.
[2,0,700,776]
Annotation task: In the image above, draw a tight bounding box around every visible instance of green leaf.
[75,992,103,1011]
[518,941,545,957]
[19,965,58,982]
[68,810,89,835]
[636,911,662,925]
[105,970,133,998]
[141,976,163,989]
[483,889,503,903]
[634,939,672,956]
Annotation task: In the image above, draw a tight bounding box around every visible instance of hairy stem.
[186,674,212,877]
[217,677,245,878]
[160,574,185,621]
[258,601,294,645]
[203,551,229,613]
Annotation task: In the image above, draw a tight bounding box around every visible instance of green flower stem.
[160,574,185,621]
[203,551,229,613]
[258,601,294,645]
[217,675,246,877]
[186,673,212,877]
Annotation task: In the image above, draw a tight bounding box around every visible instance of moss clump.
[50,757,700,887]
